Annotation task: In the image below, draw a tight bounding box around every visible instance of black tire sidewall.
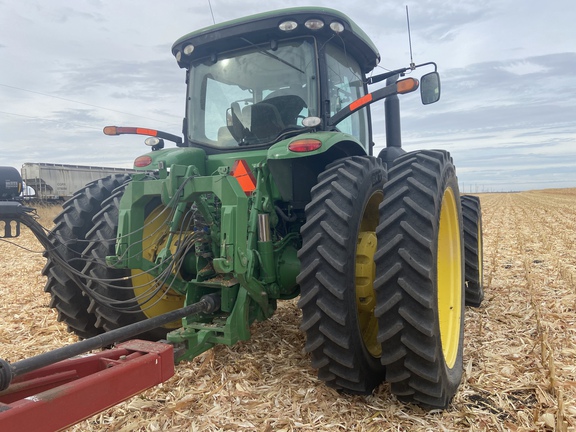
[43,174,131,338]
[298,155,387,393]
[335,157,386,370]
[461,195,484,306]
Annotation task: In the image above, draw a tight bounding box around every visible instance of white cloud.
[1,0,575,191]
[499,61,550,76]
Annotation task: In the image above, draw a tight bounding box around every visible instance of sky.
[1,0,575,192]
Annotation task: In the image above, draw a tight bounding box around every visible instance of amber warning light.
[103,126,158,137]
[396,78,419,94]
[103,126,183,145]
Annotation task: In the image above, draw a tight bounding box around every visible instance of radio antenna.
[405,5,415,70]
[208,0,216,24]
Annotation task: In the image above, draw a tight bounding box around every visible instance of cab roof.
[172,7,380,74]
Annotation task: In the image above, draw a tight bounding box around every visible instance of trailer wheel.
[374,150,464,409]
[461,195,484,307]
[82,188,185,339]
[42,174,131,339]
[297,156,387,394]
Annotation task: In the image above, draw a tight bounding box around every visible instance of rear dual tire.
[43,174,131,339]
[44,176,185,342]
[299,151,466,408]
[374,150,465,409]
[461,195,484,307]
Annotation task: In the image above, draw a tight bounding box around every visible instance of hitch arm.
[0,341,173,432]
[0,294,219,432]
[0,293,220,390]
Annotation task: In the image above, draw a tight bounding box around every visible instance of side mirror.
[420,72,441,105]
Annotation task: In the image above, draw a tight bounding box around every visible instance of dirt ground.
[0,189,574,431]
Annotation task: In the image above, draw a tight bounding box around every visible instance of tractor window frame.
[323,42,370,149]
[185,37,319,150]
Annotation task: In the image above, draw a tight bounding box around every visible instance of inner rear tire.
[374,150,464,409]
[461,195,484,307]
[297,156,387,394]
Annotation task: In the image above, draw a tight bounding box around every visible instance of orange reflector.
[288,139,322,152]
[349,93,373,112]
[397,78,419,94]
[134,156,152,167]
[231,159,257,194]
[135,127,158,136]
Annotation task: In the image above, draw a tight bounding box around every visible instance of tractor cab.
[172,8,382,153]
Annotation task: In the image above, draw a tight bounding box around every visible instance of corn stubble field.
[0,188,575,431]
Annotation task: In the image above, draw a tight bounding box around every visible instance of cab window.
[325,44,369,146]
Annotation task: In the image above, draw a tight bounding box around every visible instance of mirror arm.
[367,67,408,85]
[367,61,437,85]
[413,61,437,72]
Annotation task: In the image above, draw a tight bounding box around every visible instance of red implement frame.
[0,340,174,432]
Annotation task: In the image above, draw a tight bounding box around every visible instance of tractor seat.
[263,94,307,127]
[242,102,285,141]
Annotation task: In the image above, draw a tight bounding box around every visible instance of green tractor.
[43,7,483,409]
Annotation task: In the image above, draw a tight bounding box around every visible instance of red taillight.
[288,139,322,152]
[231,159,257,194]
[134,156,152,167]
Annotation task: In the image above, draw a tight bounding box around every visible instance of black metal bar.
[366,67,409,85]
[328,82,398,126]
[0,201,36,238]
[0,294,220,391]
[385,74,402,149]
[0,201,33,217]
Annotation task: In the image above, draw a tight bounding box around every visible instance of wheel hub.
[356,231,381,358]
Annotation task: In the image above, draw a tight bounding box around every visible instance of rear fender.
[132,147,207,174]
[267,132,367,208]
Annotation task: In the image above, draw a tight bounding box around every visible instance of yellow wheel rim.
[130,205,185,328]
[437,187,462,368]
[355,192,383,358]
